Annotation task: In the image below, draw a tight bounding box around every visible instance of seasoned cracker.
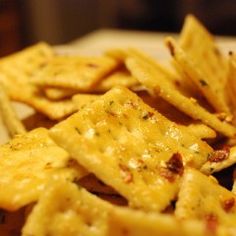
[126,57,236,137]
[184,123,216,140]
[0,82,26,137]
[108,204,232,236]
[168,16,230,114]
[50,86,212,212]
[0,43,72,120]
[0,128,86,211]
[32,55,119,91]
[176,168,236,229]
[22,180,112,236]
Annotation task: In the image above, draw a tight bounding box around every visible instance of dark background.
[0,0,236,56]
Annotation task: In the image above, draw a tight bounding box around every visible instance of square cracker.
[32,55,119,91]
[50,86,212,212]
[0,71,77,120]
[0,43,73,120]
[125,56,236,137]
[0,42,54,100]
[0,128,86,211]
[172,15,230,114]
[22,180,112,236]
[175,168,236,229]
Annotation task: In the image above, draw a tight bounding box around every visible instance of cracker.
[95,67,139,92]
[175,168,236,229]
[0,42,54,70]
[0,82,26,137]
[0,128,86,211]
[1,74,77,120]
[26,95,77,120]
[201,146,236,174]
[32,55,119,91]
[125,57,236,137]
[108,205,232,236]
[183,123,216,140]
[50,86,212,212]
[0,43,72,120]
[0,42,54,88]
[168,16,230,114]
[22,180,112,236]
[44,87,78,100]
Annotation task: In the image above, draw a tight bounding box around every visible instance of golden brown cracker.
[126,56,236,137]
[0,128,86,211]
[22,180,112,236]
[32,55,119,91]
[176,168,236,229]
[50,86,212,212]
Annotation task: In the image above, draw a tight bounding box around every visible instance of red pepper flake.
[208,146,230,162]
[222,197,235,212]
[159,153,184,182]
[119,164,133,183]
[166,153,184,175]
[205,213,218,235]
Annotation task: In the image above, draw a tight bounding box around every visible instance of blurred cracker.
[50,86,212,212]
[0,128,87,211]
[44,87,78,100]
[183,123,216,140]
[108,205,233,236]
[32,55,119,91]
[0,43,73,120]
[0,82,26,137]
[201,146,236,175]
[95,67,139,92]
[22,180,112,236]
[0,42,54,71]
[125,56,236,137]
[169,16,230,114]
[176,168,236,229]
